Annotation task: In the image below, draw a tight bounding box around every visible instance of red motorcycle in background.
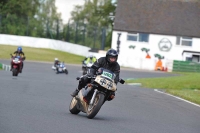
[10,54,24,76]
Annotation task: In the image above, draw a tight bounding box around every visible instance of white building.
[111,0,200,70]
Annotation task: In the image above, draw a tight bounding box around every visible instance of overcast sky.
[55,0,85,24]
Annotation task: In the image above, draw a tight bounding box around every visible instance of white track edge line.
[154,89,200,108]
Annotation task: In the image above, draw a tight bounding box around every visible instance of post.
[101,27,106,50]
[46,19,49,38]
[26,16,29,36]
[0,14,2,33]
[82,24,86,46]
[56,19,59,40]
[93,27,97,49]
[66,19,70,42]
[75,22,79,44]
[117,33,121,54]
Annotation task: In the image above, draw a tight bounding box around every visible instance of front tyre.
[69,97,80,114]
[87,93,105,119]
[12,68,18,76]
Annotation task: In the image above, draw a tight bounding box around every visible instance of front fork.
[89,89,98,105]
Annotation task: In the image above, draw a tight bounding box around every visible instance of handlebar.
[10,54,25,61]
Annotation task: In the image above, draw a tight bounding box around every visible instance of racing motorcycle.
[52,62,68,74]
[10,54,23,76]
[69,66,125,119]
[82,61,93,75]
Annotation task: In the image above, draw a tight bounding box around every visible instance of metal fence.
[65,21,107,50]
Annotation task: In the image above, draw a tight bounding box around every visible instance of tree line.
[0,0,116,49]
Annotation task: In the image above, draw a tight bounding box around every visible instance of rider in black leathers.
[71,49,120,101]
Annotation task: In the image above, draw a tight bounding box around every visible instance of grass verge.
[0,44,84,64]
[126,72,200,105]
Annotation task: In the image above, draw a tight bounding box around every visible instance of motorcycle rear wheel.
[87,93,105,119]
[69,97,80,114]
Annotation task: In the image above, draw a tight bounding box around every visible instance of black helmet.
[106,49,118,64]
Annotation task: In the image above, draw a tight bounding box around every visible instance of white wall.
[1,33,193,71]
[0,34,91,57]
[88,50,106,59]
[112,31,200,70]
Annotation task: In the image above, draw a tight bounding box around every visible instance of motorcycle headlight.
[107,82,113,90]
[100,79,107,86]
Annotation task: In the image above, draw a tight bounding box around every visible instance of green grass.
[126,72,200,105]
[0,44,85,64]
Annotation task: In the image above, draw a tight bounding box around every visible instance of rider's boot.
[19,66,22,73]
[20,62,23,73]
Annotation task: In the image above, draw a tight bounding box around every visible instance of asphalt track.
[0,60,200,133]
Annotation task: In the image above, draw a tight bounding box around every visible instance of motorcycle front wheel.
[87,93,105,119]
[69,97,80,114]
[12,68,18,76]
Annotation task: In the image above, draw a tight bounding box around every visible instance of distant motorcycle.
[10,54,23,76]
[82,61,94,75]
[69,67,125,119]
[52,62,68,74]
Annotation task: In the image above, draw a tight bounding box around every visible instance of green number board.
[102,71,112,79]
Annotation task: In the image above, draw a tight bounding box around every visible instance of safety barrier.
[0,63,11,71]
[173,60,200,72]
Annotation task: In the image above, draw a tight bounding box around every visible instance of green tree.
[0,0,62,38]
[34,0,62,39]
[0,0,40,35]
[69,0,116,49]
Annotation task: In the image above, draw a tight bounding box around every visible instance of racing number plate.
[102,71,113,79]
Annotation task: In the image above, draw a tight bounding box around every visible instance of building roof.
[114,0,200,38]
[182,50,200,55]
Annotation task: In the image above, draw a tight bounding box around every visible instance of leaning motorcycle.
[53,62,68,74]
[82,61,93,75]
[69,67,125,119]
[10,54,23,76]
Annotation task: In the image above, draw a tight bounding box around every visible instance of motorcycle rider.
[85,55,97,64]
[54,58,60,67]
[82,55,97,74]
[82,55,96,67]
[10,46,26,73]
[71,48,120,101]
[54,58,61,72]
